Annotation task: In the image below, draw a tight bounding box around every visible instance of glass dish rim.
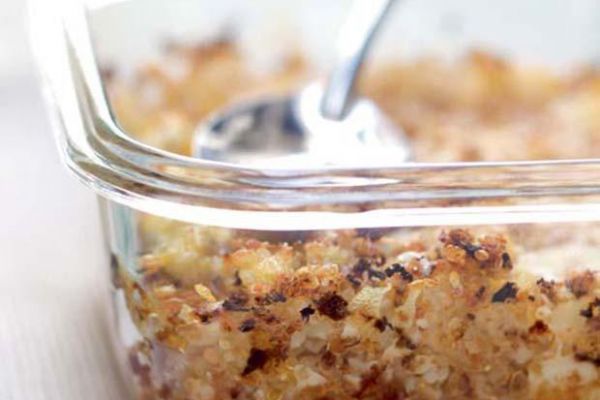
[30,0,600,229]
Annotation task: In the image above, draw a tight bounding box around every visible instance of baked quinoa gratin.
[106,43,600,399]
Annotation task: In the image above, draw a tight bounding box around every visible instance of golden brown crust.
[108,44,600,162]
[121,227,599,400]
[107,44,600,399]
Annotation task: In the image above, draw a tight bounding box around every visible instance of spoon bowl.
[194,84,411,168]
[193,0,411,168]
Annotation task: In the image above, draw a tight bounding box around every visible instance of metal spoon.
[193,0,410,168]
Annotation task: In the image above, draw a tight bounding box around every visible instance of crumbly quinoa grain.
[108,44,600,162]
[120,225,600,400]
[108,43,600,399]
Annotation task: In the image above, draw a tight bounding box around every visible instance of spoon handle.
[320,0,397,120]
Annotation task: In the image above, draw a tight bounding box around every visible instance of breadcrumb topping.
[107,43,600,399]
[121,226,599,400]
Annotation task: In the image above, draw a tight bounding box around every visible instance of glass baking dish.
[32,0,600,399]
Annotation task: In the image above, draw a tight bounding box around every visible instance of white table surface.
[0,48,129,400]
[1,0,129,396]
